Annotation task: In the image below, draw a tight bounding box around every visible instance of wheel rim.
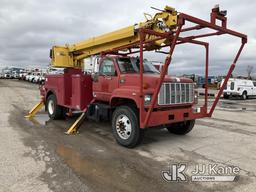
[48,100,54,115]
[116,114,132,140]
[243,93,246,100]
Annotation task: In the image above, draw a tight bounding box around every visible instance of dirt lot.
[0,79,256,192]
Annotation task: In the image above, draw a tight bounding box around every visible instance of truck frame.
[26,5,247,147]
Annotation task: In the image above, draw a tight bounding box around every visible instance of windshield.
[117,57,160,74]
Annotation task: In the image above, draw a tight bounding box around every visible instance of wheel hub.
[116,115,132,140]
[48,100,54,115]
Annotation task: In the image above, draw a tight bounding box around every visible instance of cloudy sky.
[0,0,255,76]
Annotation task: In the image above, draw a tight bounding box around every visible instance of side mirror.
[91,73,99,82]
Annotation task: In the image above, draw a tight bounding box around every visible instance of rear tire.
[46,94,64,120]
[166,120,195,135]
[112,106,144,148]
[241,91,247,100]
[223,94,229,99]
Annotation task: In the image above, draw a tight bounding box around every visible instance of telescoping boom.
[50,6,178,68]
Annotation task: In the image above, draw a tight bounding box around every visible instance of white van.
[221,78,256,99]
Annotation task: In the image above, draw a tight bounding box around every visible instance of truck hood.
[119,73,193,89]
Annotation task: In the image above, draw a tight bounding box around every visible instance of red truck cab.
[93,56,195,109]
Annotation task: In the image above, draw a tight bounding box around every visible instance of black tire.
[46,94,64,120]
[166,120,195,135]
[223,94,229,99]
[241,91,247,100]
[112,106,144,148]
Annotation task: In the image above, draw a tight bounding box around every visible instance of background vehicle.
[12,72,19,79]
[47,67,65,75]
[222,78,256,99]
[26,73,36,82]
[25,73,31,81]
[4,72,11,79]
[19,72,27,80]
[32,73,41,83]
[26,5,247,148]
[38,73,46,84]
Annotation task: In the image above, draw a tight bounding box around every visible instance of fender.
[110,87,141,107]
[45,89,57,102]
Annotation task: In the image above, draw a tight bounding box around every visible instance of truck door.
[93,58,119,101]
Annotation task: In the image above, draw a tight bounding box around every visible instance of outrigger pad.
[65,112,86,135]
[24,101,44,119]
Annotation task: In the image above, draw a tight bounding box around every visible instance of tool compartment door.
[71,74,93,110]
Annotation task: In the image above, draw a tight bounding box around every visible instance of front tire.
[112,106,144,148]
[46,94,64,120]
[166,120,195,135]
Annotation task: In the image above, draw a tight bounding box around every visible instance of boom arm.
[50,6,178,68]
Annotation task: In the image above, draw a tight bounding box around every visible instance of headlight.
[144,94,152,106]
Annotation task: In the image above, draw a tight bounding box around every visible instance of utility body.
[27,5,247,147]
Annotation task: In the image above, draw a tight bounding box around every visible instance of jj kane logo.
[162,163,187,182]
[162,163,240,182]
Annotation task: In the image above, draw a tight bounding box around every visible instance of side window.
[99,59,116,76]
[253,81,256,87]
[230,82,235,90]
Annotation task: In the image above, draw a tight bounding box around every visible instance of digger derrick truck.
[26,5,247,148]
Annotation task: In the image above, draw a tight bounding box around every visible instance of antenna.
[150,7,164,12]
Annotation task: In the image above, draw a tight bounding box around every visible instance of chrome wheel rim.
[116,114,132,140]
[48,100,54,115]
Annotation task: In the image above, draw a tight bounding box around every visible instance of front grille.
[158,83,194,105]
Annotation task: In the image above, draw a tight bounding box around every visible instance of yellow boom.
[51,6,178,68]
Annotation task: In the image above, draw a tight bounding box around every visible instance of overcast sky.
[0,0,255,76]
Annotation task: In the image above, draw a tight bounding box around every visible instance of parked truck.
[222,78,256,100]
[26,5,247,147]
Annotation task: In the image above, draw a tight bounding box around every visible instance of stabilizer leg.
[65,112,86,135]
[25,101,44,119]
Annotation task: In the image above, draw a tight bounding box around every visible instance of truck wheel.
[46,94,63,120]
[112,106,144,148]
[241,91,247,100]
[223,94,229,99]
[166,120,195,135]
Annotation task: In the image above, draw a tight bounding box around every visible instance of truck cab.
[92,56,194,107]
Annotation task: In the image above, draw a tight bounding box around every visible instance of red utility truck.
[27,6,247,147]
